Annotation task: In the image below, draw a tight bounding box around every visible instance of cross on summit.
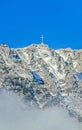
[41,35,44,44]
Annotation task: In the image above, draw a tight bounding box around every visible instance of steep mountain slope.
[0,43,82,121]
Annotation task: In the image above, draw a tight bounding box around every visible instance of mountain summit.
[0,43,82,121]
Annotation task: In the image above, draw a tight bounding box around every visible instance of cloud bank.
[0,90,82,130]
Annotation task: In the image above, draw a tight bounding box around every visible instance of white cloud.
[0,90,82,130]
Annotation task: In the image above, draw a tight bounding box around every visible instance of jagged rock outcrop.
[0,43,82,121]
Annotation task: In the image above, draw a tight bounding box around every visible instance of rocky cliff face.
[0,43,82,121]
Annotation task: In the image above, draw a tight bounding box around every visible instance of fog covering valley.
[0,90,82,130]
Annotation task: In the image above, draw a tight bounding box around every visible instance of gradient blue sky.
[0,0,82,49]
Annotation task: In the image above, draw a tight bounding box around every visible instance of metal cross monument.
[41,35,44,44]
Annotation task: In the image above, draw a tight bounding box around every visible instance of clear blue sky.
[0,0,82,49]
